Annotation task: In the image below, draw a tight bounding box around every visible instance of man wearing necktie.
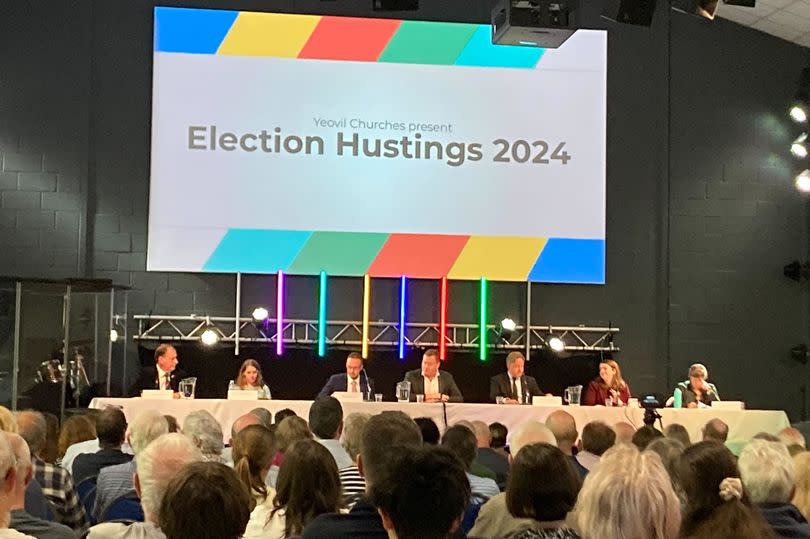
[489,351,544,404]
[128,344,188,396]
[318,352,375,398]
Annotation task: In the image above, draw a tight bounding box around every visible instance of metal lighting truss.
[133,315,620,353]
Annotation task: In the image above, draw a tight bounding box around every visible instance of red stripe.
[298,17,401,62]
[367,234,470,279]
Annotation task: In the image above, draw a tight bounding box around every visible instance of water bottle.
[673,387,682,408]
[228,380,236,392]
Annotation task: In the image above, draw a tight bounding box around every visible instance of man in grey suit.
[403,349,463,402]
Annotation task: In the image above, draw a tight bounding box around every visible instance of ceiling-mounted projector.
[492,0,580,49]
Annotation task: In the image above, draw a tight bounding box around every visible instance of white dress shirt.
[422,372,440,396]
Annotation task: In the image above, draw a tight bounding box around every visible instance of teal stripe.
[378,21,477,65]
[455,25,545,69]
[287,232,389,275]
[203,229,311,273]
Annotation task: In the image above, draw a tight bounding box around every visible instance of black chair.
[100,491,144,523]
[75,476,98,525]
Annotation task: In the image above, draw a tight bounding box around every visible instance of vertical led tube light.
[362,274,371,359]
[276,271,285,356]
[398,276,407,360]
[479,277,488,361]
[439,276,448,360]
[318,271,327,357]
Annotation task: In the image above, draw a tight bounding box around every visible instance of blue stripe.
[154,7,239,54]
[203,229,312,273]
[454,25,544,69]
[528,239,605,284]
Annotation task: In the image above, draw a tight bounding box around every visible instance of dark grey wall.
[1,1,808,416]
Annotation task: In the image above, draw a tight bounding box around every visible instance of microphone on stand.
[361,368,371,401]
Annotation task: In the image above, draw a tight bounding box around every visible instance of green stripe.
[378,21,477,65]
[287,231,389,275]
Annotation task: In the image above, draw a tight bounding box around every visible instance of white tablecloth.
[89,398,789,445]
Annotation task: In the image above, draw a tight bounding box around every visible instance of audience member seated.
[273,409,297,425]
[469,422,557,539]
[222,412,262,466]
[182,410,225,464]
[780,428,807,456]
[574,444,680,539]
[739,439,810,538]
[309,397,353,470]
[611,422,635,445]
[87,433,201,539]
[664,423,691,447]
[58,414,98,471]
[15,411,62,520]
[73,407,132,485]
[0,407,17,434]
[158,462,250,539]
[301,411,423,538]
[234,425,279,539]
[441,425,499,503]
[489,422,508,457]
[270,416,312,487]
[94,410,168,522]
[631,425,663,451]
[249,408,274,429]
[7,433,74,539]
[793,452,810,523]
[702,418,729,443]
[414,417,440,445]
[504,442,581,539]
[472,421,509,490]
[338,413,370,507]
[0,432,35,538]
[41,412,60,464]
[576,421,615,472]
[678,440,776,539]
[645,437,684,487]
[370,446,470,539]
[162,416,179,434]
[545,411,588,478]
[453,420,496,480]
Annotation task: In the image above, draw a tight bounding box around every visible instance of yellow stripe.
[217,13,321,57]
[448,237,547,281]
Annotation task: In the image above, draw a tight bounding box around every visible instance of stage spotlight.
[671,0,720,20]
[796,170,810,193]
[548,336,565,352]
[109,329,119,343]
[500,318,517,332]
[792,105,809,124]
[790,68,810,124]
[201,328,219,346]
[792,134,808,158]
[252,307,269,322]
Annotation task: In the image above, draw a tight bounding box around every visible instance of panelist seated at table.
[403,349,463,403]
[318,352,375,398]
[675,363,720,408]
[489,351,544,404]
[128,343,188,396]
[583,359,631,406]
[229,358,271,398]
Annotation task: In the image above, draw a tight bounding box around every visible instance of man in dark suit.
[403,349,463,403]
[318,352,375,399]
[128,344,188,396]
[490,351,544,404]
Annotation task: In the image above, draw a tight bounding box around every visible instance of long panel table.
[89,398,789,445]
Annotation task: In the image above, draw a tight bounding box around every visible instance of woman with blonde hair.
[231,359,271,399]
[792,452,810,522]
[57,414,96,461]
[235,425,281,538]
[0,406,17,433]
[582,359,631,406]
[574,444,680,539]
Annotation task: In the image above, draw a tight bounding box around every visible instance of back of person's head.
[471,421,491,447]
[510,421,557,456]
[233,425,276,505]
[613,421,636,445]
[274,408,297,425]
[159,461,250,539]
[360,411,422,486]
[308,396,343,440]
[678,440,775,539]
[341,413,370,462]
[489,422,508,449]
[182,410,224,458]
[0,406,17,433]
[370,445,470,539]
[273,438,342,537]
[779,427,806,448]
[249,407,273,428]
[230,413,261,441]
[645,437,684,484]
[581,421,616,456]
[15,410,46,457]
[507,443,580,522]
[575,444,680,539]
[7,433,31,489]
[544,410,578,450]
[739,439,795,504]
[792,452,810,522]
[664,423,691,447]
[136,433,202,522]
[632,425,664,450]
[128,410,169,454]
[276,416,312,453]
[164,415,180,433]
[440,424,476,471]
[414,417,440,445]
[702,418,729,442]
[96,406,127,449]
[57,414,96,459]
